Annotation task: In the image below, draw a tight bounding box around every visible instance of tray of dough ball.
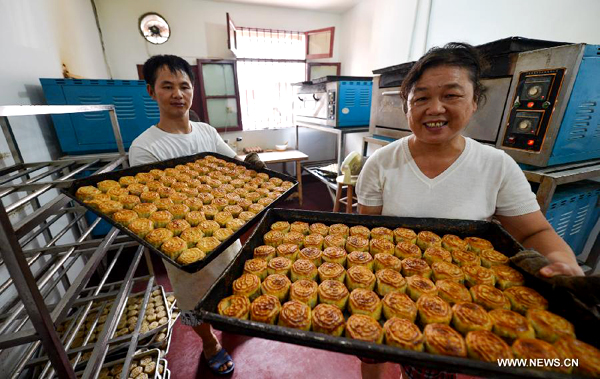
[67,152,297,273]
[75,348,166,379]
[197,208,600,379]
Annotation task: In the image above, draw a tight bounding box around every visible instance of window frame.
[306,62,341,81]
[305,27,335,59]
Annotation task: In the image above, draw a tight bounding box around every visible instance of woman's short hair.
[143,55,195,88]
[399,42,487,112]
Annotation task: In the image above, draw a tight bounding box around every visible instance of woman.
[356,42,582,378]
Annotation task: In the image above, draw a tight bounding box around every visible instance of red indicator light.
[527,139,535,146]
[527,102,534,108]
[541,96,545,100]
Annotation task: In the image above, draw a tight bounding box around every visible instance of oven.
[294,76,373,128]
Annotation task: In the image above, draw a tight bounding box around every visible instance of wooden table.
[237,150,309,206]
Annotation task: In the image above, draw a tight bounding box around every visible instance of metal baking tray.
[197,209,596,379]
[75,348,165,379]
[63,152,297,273]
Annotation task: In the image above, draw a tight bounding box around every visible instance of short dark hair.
[142,55,195,88]
[399,42,487,112]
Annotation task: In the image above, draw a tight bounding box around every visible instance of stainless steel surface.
[497,44,585,166]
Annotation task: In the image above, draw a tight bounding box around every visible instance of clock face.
[139,13,170,44]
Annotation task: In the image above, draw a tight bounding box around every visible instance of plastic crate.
[40,78,159,154]
[546,181,600,256]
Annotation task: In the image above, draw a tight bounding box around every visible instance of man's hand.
[244,152,266,170]
[539,251,584,277]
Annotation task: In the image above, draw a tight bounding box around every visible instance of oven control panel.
[501,68,565,152]
[327,90,336,120]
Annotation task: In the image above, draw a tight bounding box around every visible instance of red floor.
[156,177,479,379]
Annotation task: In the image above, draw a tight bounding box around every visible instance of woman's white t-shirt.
[356,137,540,221]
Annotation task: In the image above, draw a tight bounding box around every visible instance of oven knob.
[528,85,542,98]
[518,120,531,131]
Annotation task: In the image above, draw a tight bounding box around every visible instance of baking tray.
[75,348,164,379]
[63,152,297,273]
[197,209,595,379]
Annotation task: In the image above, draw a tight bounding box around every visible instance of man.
[130,55,258,375]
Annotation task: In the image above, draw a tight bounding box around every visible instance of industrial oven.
[294,76,373,127]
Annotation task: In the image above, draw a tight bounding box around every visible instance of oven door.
[295,92,329,119]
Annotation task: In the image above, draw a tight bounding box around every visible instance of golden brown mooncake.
[135,172,154,184]
[98,200,124,216]
[271,221,291,234]
[401,257,432,279]
[395,241,422,260]
[417,295,452,326]
[150,210,173,228]
[217,295,250,320]
[488,309,535,342]
[441,234,469,252]
[289,279,318,309]
[303,233,324,250]
[346,265,376,292]
[512,338,566,373]
[371,227,394,242]
[276,243,300,261]
[347,251,374,271]
[267,257,293,277]
[158,185,176,198]
[435,280,472,306]
[237,198,252,211]
[250,294,281,324]
[452,302,492,335]
[149,169,165,179]
[323,234,346,249]
[244,258,268,280]
[370,238,395,256]
[349,225,370,239]
[254,245,277,261]
[264,230,284,247]
[393,227,417,244]
[490,265,524,290]
[504,286,548,315]
[107,187,130,201]
[406,275,437,302]
[112,210,138,226]
[345,235,369,253]
[465,237,493,254]
[463,265,495,287]
[140,191,160,203]
[185,211,206,227]
[554,337,600,377]
[376,269,407,297]
[424,323,467,357]
[166,219,191,237]
[382,292,417,322]
[176,248,206,265]
[223,205,242,218]
[290,221,310,235]
[119,175,138,187]
[238,211,255,222]
[470,284,510,311]
[269,177,283,186]
[309,223,329,237]
[226,218,245,232]
[233,273,262,301]
[348,288,382,320]
[213,211,233,228]
[328,223,349,237]
[282,231,305,248]
[155,198,175,211]
[160,237,187,260]
[318,280,349,310]
[146,180,165,192]
[213,227,234,242]
[159,175,177,187]
[431,261,464,283]
[290,259,318,282]
[311,304,345,336]
[169,192,189,205]
[526,309,575,343]
[278,300,311,331]
[144,228,174,248]
[196,236,221,253]
[416,231,442,251]
[197,192,215,205]
[466,330,513,362]
[322,247,347,266]
[318,262,345,283]
[298,247,323,267]
[198,220,220,237]
[480,249,510,268]
[345,314,383,344]
[118,194,141,210]
[423,247,453,266]
[374,253,402,273]
[384,317,424,351]
[179,227,204,248]
[97,179,121,193]
[127,218,154,238]
[451,249,481,267]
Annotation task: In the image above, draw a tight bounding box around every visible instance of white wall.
[427,0,600,49]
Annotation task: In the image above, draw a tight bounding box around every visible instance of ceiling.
[208,0,362,13]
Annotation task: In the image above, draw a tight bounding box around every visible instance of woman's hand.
[496,212,584,277]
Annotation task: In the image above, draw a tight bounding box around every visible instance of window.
[227,13,338,131]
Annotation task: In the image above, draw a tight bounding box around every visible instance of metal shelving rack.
[0,105,164,378]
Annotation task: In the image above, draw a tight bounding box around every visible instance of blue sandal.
[205,348,235,376]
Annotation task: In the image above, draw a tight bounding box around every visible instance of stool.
[333,175,357,213]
